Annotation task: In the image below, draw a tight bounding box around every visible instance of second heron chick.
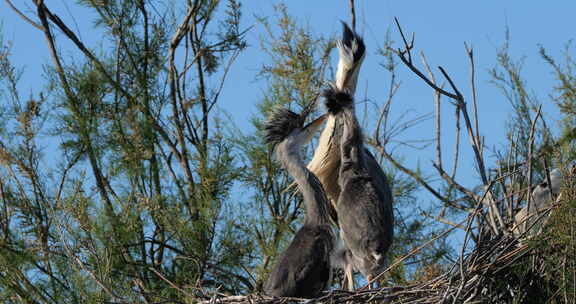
[324,87,394,290]
[263,108,335,298]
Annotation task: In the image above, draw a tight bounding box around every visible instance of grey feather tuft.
[341,22,365,64]
[263,108,304,145]
[323,87,353,115]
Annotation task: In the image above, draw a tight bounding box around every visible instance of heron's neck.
[277,144,331,226]
[339,108,364,171]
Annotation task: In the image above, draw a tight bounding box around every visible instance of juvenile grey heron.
[304,22,393,289]
[262,108,335,298]
[323,87,394,290]
[514,168,564,236]
[307,22,367,223]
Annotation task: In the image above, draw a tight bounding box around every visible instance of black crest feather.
[323,87,353,115]
[264,108,304,145]
[341,21,365,63]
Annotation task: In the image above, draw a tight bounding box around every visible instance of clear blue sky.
[1,1,573,238]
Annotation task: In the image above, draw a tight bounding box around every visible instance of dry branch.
[202,227,542,303]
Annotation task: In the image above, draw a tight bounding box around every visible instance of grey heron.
[307,22,368,223]
[262,108,336,298]
[323,87,394,290]
[305,22,394,290]
[514,168,564,236]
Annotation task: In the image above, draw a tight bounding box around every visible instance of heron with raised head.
[262,108,335,298]
[305,23,393,289]
[323,86,394,290]
[307,22,368,222]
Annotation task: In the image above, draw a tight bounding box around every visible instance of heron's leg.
[340,271,347,290]
[345,263,355,291]
[367,275,373,290]
[341,269,347,290]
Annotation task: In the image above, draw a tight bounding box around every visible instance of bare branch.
[420,52,443,169]
[360,216,468,290]
[465,43,480,144]
[348,0,356,31]
[436,66,489,186]
[391,21,458,101]
[4,0,43,30]
[150,267,195,299]
[524,106,543,231]
[431,163,477,202]
[437,66,463,101]
[374,145,469,211]
[393,17,415,64]
[451,106,461,184]
[375,71,400,146]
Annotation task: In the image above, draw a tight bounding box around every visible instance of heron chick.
[324,87,394,290]
[514,168,565,237]
[306,22,367,224]
[263,108,335,298]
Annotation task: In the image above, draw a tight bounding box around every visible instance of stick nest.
[202,227,548,303]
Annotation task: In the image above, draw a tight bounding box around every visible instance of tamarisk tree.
[1,0,251,302]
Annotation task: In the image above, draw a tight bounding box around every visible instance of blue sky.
[1,1,574,246]
[228,1,571,188]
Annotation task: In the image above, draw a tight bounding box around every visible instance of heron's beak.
[301,114,327,141]
[304,114,327,130]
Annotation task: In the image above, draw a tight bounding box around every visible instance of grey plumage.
[532,169,562,205]
[306,22,367,222]
[284,22,394,290]
[514,168,564,237]
[324,87,394,289]
[336,22,365,94]
[263,109,335,298]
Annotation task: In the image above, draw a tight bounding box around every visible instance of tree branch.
[4,0,43,30]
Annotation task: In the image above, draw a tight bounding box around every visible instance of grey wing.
[339,179,391,244]
[363,148,394,230]
[264,226,333,298]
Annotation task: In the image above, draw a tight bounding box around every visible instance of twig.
[150,267,195,299]
[359,217,468,291]
[348,0,356,31]
[420,52,443,169]
[392,18,491,199]
[374,145,468,211]
[421,211,467,230]
[525,106,542,232]
[451,105,461,185]
[454,181,494,302]
[393,17,415,65]
[374,70,400,146]
[465,43,480,148]
[4,0,43,30]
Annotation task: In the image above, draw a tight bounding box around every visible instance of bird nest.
[206,179,567,303]
[202,223,549,303]
[200,175,574,304]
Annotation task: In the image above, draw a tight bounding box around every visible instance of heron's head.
[264,108,326,149]
[336,22,365,94]
[323,86,353,115]
[340,22,365,64]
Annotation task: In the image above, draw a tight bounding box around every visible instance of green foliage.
[541,42,576,162]
[0,0,251,302]
[525,171,576,303]
[3,1,576,303]
[485,35,576,303]
[489,29,553,178]
[235,4,334,290]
